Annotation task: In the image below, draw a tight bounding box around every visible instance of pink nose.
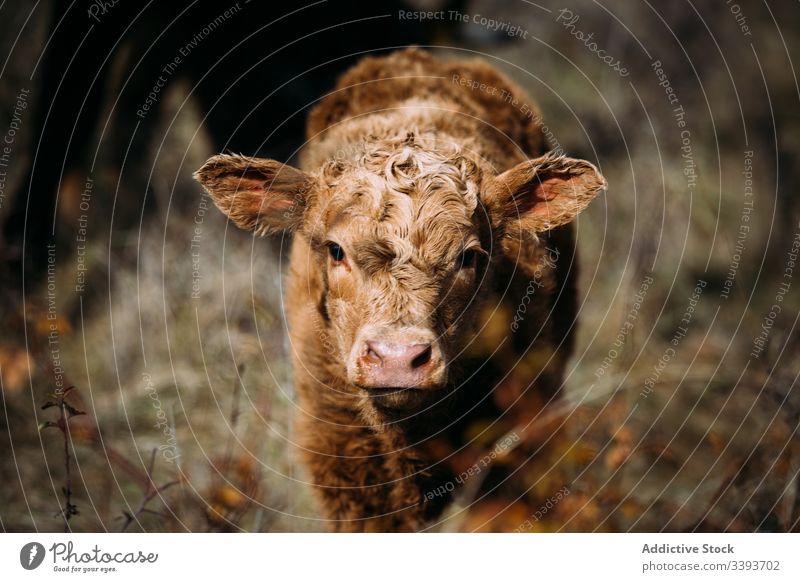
[358,340,442,388]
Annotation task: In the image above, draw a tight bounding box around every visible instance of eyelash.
[458,249,478,269]
[326,243,478,270]
[328,243,346,263]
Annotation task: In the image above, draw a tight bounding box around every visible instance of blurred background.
[0,0,798,532]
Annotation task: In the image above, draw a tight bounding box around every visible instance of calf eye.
[458,249,478,269]
[328,243,346,263]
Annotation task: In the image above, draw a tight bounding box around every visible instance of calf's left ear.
[484,153,606,233]
[194,154,315,235]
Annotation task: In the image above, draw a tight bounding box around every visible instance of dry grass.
[1,0,798,532]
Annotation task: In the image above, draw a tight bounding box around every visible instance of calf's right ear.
[194,154,314,235]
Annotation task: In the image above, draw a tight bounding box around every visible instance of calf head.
[196,135,605,419]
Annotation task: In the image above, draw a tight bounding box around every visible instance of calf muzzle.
[351,327,446,389]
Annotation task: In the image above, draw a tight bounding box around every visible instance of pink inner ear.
[534,175,571,202]
[245,192,295,217]
[236,175,296,213]
[238,177,268,192]
[519,174,574,219]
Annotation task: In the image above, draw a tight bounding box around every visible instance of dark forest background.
[1,0,798,532]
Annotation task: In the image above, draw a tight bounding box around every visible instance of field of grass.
[1,0,798,532]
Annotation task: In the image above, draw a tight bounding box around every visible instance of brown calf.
[196,48,605,531]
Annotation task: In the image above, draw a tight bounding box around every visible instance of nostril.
[410,345,433,369]
[355,335,443,387]
[362,342,383,365]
